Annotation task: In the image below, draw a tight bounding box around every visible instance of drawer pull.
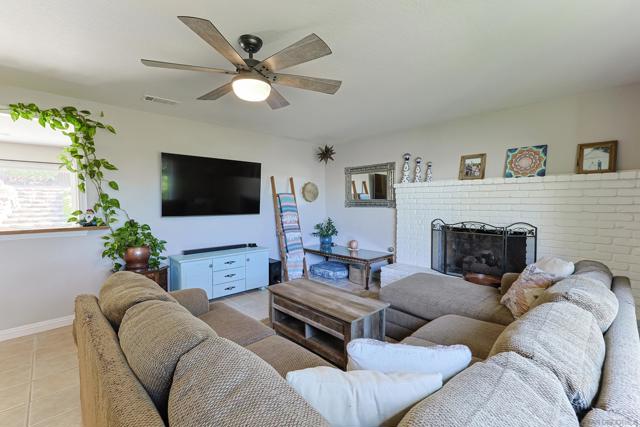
[224,286,235,291]
[209,264,213,268]
[224,273,236,278]
[224,260,236,265]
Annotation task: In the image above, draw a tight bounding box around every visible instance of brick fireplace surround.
[394,170,640,315]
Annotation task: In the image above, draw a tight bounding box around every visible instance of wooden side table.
[463,272,501,288]
[130,265,169,291]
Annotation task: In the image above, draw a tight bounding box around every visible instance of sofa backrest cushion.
[397,351,578,427]
[489,302,605,414]
[74,295,165,427]
[573,260,613,289]
[168,336,330,427]
[118,300,217,418]
[530,275,619,332]
[99,271,178,328]
[582,276,640,426]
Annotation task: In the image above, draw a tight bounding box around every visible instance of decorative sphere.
[347,240,359,250]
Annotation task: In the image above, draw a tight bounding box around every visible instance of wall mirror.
[345,162,396,208]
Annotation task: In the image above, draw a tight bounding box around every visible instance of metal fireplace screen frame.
[431,219,537,277]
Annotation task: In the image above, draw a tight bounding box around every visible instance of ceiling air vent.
[142,95,180,106]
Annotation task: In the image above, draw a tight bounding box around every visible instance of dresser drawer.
[212,255,245,271]
[213,280,245,298]
[213,267,245,284]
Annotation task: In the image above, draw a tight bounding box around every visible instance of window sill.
[0,226,109,240]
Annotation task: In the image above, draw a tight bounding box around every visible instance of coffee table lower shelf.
[272,307,347,367]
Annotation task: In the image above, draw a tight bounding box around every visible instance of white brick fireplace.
[394,170,640,311]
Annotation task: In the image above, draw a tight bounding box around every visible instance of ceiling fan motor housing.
[239,34,263,55]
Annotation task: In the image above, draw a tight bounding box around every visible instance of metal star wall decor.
[316,144,336,164]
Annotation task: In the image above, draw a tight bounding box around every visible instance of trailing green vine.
[7,103,166,270]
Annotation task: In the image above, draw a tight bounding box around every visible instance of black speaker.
[269,258,282,285]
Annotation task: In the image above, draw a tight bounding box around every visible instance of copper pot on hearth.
[124,246,151,271]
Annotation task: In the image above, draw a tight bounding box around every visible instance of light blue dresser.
[169,246,269,299]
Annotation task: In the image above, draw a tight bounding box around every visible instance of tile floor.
[0,279,375,427]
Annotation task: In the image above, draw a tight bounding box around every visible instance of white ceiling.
[1,0,640,144]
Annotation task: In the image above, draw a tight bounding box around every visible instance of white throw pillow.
[534,256,575,278]
[287,367,442,427]
[346,338,471,381]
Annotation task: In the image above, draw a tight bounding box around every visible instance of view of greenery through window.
[0,160,79,231]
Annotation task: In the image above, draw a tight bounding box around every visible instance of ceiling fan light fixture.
[231,74,271,102]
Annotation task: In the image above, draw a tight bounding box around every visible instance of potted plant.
[312,217,338,247]
[7,103,166,271]
[101,220,166,271]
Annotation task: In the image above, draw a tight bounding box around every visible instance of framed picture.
[576,141,617,174]
[458,153,486,180]
[504,145,547,178]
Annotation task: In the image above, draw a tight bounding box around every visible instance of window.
[0,159,83,231]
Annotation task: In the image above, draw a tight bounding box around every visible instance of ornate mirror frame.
[344,162,396,208]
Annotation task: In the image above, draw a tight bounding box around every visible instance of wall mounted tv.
[161,153,261,216]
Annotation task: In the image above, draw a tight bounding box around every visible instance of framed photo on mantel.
[458,153,486,180]
[576,141,618,174]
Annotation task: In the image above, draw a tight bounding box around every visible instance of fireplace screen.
[431,220,537,278]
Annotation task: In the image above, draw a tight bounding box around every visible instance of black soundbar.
[183,243,257,255]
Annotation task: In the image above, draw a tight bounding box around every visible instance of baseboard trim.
[0,315,75,342]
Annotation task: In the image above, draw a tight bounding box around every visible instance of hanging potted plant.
[8,103,166,271]
[312,217,338,247]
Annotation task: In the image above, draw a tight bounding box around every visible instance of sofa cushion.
[246,335,333,377]
[99,271,177,328]
[400,337,483,366]
[385,307,428,341]
[379,273,514,325]
[287,367,442,427]
[118,300,217,417]
[529,275,619,332]
[500,264,558,318]
[573,260,613,289]
[397,352,579,427]
[346,338,471,382]
[198,302,274,346]
[410,314,505,360]
[168,337,329,427]
[583,276,640,425]
[169,288,210,317]
[489,302,605,414]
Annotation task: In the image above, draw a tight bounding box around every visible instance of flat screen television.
[161,152,261,216]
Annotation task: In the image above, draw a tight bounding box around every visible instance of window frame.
[0,157,88,233]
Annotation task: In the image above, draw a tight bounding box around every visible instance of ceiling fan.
[141,16,342,109]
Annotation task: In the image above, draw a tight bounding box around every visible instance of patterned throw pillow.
[500,264,557,317]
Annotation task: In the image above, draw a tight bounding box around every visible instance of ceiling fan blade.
[258,34,331,72]
[272,73,341,94]
[177,16,248,70]
[141,59,237,75]
[266,88,290,109]
[197,82,233,100]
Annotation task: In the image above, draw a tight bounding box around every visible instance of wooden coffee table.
[268,279,389,368]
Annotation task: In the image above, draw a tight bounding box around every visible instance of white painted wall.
[325,83,640,252]
[0,85,326,332]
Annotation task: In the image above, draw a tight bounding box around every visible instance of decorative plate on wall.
[504,145,548,178]
[302,182,319,202]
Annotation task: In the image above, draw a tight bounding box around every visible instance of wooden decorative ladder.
[270,176,309,281]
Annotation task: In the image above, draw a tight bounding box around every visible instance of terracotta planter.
[124,246,151,271]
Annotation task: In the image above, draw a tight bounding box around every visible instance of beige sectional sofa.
[381,260,640,426]
[74,272,332,427]
[75,260,639,426]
